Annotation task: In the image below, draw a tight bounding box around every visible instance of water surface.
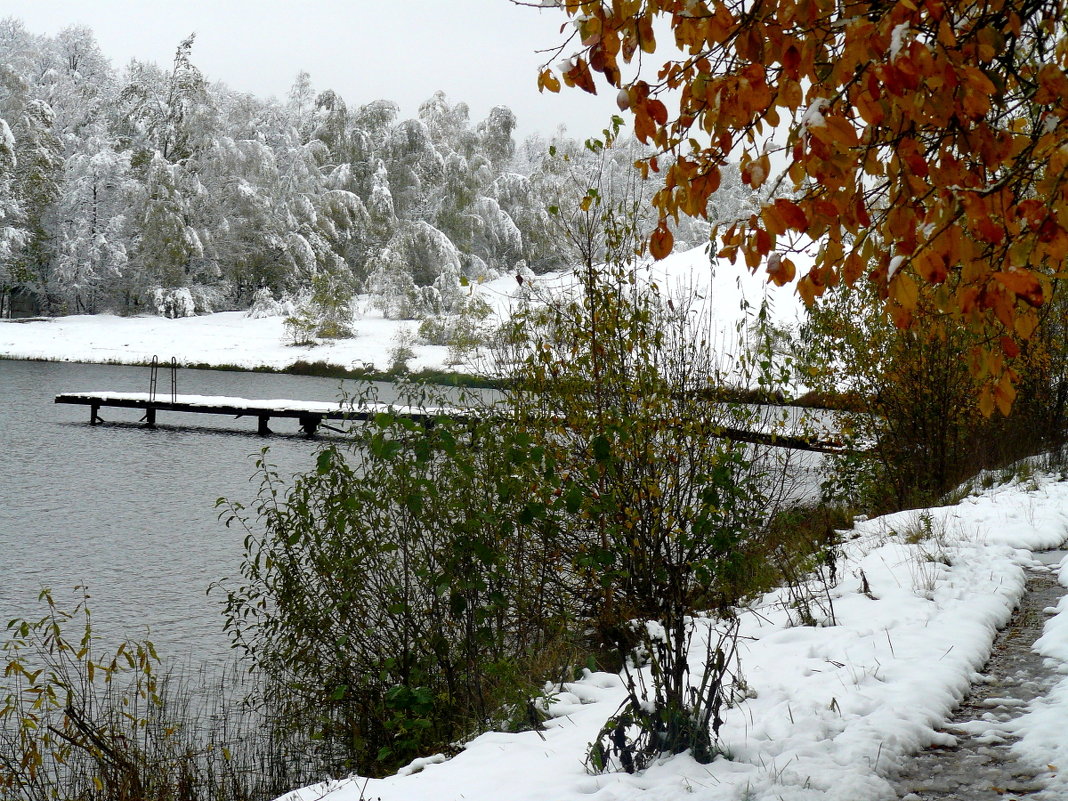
[0,359,399,669]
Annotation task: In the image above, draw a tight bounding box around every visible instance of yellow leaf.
[538,70,561,94]
[979,386,995,417]
[1015,311,1038,339]
[891,273,919,311]
[995,375,1017,416]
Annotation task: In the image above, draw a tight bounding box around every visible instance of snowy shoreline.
[0,309,456,377]
[267,472,1068,801]
[275,475,1068,801]
[0,246,808,383]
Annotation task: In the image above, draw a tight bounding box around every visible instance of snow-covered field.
[0,246,804,377]
[279,473,1068,801]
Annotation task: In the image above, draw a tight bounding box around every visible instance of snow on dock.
[54,391,459,435]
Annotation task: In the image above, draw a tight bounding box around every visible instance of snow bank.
[275,474,1068,801]
[0,309,447,374]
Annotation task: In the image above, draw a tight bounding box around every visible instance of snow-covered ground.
[0,246,805,377]
[278,472,1068,801]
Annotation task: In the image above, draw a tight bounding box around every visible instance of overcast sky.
[2,0,621,142]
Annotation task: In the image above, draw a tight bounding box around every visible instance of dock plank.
[54,392,461,434]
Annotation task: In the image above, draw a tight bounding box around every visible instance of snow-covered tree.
[39,25,115,146]
[390,219,462,288]
[386,117,442,218]
[131,152,199,294]
[0,116,27,316]
[418,90,476,159]
[366,246,419,320]
[12,98,62,301]
[490,171,563,273]
[49,128,130,312]
[286,71,316,142]
[118,35,215,166]
[476,105,516,170]
[469,195,522,276]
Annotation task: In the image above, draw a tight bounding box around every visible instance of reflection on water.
[0,359,400,670]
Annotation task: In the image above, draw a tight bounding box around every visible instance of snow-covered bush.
[152,287,195,319]
[417,293,493,369]
[388,327,417,372]
[245,288,292,319]
[366,249,420,320]
[189,283,230,314]
[283,269,357,344]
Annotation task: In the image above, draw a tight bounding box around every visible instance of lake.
[0,358,402,670]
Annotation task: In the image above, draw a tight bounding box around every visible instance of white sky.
[2,0,621,142]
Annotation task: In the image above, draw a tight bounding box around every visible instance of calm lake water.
[0,358,403,670]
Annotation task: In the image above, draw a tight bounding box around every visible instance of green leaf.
[564,484,584,514]
[592,435,612,463]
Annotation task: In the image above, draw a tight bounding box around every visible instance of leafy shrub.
[216,387,579,776]
[801,276,1068,512]
[508,261,782,766]
[0,588,316,801]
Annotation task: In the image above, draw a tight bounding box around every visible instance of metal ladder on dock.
[144,356,178,426]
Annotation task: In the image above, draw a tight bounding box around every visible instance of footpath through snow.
[280,471,1068,801]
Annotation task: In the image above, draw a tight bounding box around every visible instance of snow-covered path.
[893,555,1067,799]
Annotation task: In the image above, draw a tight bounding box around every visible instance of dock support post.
[145,407,156,428]
[299,413,321,436]
[90,403,100,425]
[258,414,271,436]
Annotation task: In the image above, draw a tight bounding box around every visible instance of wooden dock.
[54,392,453,435]
[54,391,850,452]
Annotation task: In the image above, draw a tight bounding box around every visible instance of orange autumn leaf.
[562,59,597,95]
[765,252,796,286]
[650,223,674,260]
[1035,64,1068,105]
[773,198,809,231]
[993,270,1044,307]
[761,203,786,236]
